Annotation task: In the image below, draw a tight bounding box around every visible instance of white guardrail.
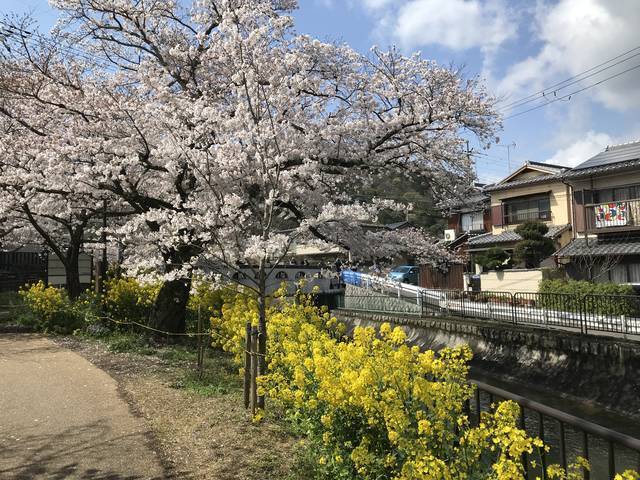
[341,271,640,336]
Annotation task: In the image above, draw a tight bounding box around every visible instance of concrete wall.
[479,268,542,293]
[333,309,640,421]
[47,253,93,287]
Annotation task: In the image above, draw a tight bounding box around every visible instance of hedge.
[538,279,639,316]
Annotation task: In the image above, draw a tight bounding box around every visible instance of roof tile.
[468,224,570,247]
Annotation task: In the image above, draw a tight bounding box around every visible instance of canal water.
[471,370,640,479]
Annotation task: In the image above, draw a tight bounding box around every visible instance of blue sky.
[3,0,640,184]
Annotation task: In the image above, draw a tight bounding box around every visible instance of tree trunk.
[64,249,82,299]
[257,262,267,409]
[149,278,191,334]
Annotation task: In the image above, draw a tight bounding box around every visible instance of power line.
[498,45,640,110]
[504,62,640,120]
[502,51,640,113]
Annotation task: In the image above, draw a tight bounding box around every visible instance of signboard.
[594,202,628,228]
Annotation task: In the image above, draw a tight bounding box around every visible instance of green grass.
[90,330,241,398]
[170,349,241,397]
[104,332,156,354]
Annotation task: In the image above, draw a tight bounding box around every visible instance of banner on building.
[594,202,628,228]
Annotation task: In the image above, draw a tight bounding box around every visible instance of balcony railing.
[503,210,552,225]
[461,222,485,232]
[585,198,640,232]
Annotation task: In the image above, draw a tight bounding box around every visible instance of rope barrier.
[86,312,267,357]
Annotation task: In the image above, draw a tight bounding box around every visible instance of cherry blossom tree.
[0,30,117,298]
[0,0,499,344]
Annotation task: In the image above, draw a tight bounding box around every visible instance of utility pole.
[466,140,476,181]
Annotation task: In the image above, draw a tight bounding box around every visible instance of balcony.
[585,198,640,233]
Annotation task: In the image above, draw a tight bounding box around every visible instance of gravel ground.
[54,336,299,480]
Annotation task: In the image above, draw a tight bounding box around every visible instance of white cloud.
[544,131,613,167]
[498,0,640,111]
[358,0,395,10]
[393,0,516,52]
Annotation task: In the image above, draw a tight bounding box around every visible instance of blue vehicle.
[387,265,420,285]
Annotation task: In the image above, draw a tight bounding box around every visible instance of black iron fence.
[472,381,640,479]
[336,288,640,337]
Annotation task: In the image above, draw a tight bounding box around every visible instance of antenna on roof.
[497,142,517,173]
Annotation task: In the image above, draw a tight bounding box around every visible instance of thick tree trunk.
[149,277,191,334]
[64,248,82,300]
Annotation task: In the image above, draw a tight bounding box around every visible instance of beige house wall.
[491,182,572,236]
[479,268,543,293]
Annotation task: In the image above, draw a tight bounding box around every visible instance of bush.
[186,278,225,333]
[476,247,511,271]
[103,277,161,326]
[513,221,556,268]
[18,281,85,334]
[214,292,542,478]
[538,279,638,316]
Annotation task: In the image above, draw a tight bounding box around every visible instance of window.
[629,263,640,283]
[594,184,640,204]
[461,211,484,232]
[275,271,288,279]
[595,262,640,283]
[503,195,551,225]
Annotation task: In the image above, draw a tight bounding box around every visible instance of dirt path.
[0,334,168,479]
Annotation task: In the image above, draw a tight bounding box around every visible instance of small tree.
[513,221,556,268]
[476,247,510,271]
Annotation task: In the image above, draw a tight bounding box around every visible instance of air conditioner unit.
[444,229,456,242]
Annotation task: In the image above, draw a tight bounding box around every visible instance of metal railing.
[471,381,640,479]
[339,273,640,338]
[504,210,552,225]
[585,198,640,231]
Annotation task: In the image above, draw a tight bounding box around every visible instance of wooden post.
[243,322,252,409]
[94,259,103,295]
[257,329,265,409]
[251,326,259,415]
[197,303,204,379]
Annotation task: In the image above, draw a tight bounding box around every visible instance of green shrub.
[476,247,511,271]
[513,221,556,268]
[18,281,85,334]
[186,278,225,333]
[538,279,638,316]
[103,277,161,326]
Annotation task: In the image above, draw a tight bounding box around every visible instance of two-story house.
[467,161,573,271]
[557,141,640,284]
[446,187,491,247]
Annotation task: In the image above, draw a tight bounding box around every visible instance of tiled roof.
[555,237,640,257]
[483,172,565,192]
[562,158,640,179]
[526,161,568,172]
[449,192,489,211]
[385,221,412,230]
[572,140,640,171]
[468,224,570,247]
